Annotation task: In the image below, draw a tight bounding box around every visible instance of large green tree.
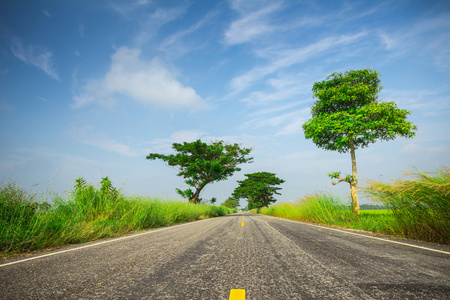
[302,69,417,214]
[232,172,285,209]
[146,140,253,204]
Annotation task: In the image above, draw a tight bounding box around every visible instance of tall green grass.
[258,193,396,235]
[1,177,235,256]
[257,168,449,244]
[362,168,449,244]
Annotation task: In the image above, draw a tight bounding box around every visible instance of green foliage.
[256,169,449,244]
[303,100,417,153]
[303,69,417,153]
[328,171,354,185]
[362,168,450,244]
[0,178,236,256]
[311,69,381,117]
[302,69,417,214]
[257,194,400,237]
[146,140,253,204]
[221,197,240,209]
[232,172,285,209]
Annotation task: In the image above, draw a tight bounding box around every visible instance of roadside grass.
[256,168,449,244]
[362,168,449,244]
[256,193,397,235]
[0,177,235,256]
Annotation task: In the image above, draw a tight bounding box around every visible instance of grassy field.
[0,177,236,256]
[256,169,449,244]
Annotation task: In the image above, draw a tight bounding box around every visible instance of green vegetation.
[362,168,449,244]
[0,177,235,256]
[302,69,417,214]
[146,140,253,204]
[221,196,240,209]
[255,168,449,244]
[232,172,285,210]
[256,193,396,235]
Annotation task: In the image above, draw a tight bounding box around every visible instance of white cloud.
[78,25,84,38]
[158,10,217,57]
[72,46,205,110]
[146,131,258,155]
[134,4,189,46]
[224,1,282,45]
[110,0,151,18]
[377,12,450,69]
[83,138,142,157]
[38,97,51,103]
[148,130,208,153]
[229,32,367,93]
[10,37,59,80]
[382,86,450,116]
[67,126,152,158]
[241,106,309,137]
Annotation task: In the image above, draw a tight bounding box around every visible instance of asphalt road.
[1,213,449,299]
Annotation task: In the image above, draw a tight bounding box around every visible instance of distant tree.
[302,69,417,215]
[221,197,240,209]
[232,172,285,209]
[210,197,217,205]
[146,140,253,204]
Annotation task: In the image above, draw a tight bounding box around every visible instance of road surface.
[1,213,449,299]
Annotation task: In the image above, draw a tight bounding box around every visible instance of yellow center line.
[229,289,245,300]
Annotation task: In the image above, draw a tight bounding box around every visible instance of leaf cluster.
[303,69,417,152]
[232,172,285,209]
[221,197,240,209]
[146,140,253,201]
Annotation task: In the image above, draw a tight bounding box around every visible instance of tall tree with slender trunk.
[302,69,417,214]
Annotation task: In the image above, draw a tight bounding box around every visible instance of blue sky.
[1,0,449,206]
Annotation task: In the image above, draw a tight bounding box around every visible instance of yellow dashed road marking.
[241,222,244,226]
[229,289,245,300]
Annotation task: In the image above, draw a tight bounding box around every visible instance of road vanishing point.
[1,213,449,299]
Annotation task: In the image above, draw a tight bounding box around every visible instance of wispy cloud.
[134,4,189,46]
[229,32,367,93]
[158,10,218,57]
[38,97,52,103]
[10,37,59,80]
[224,0,283,45]
[83,138,142,157]
[72,46,206,110]
[110,0,151,18]
[382,86,450,116]
[68,125,152,157]
[78,24,85,38]
[377,12,450,69]
[242,107,309,137]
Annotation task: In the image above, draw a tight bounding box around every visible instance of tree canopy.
[221,197,240,209]
[146,140,253,204]
[232,172,285,209]
[302,69,417,214]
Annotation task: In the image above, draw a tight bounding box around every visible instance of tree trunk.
[189,185,205,204]
[349,139,360,215]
